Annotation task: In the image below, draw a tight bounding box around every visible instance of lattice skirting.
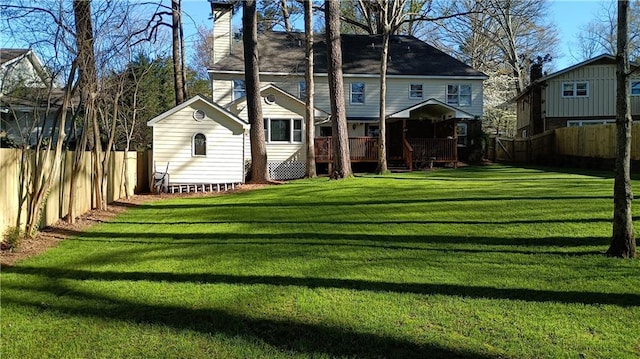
[268,161,305,180]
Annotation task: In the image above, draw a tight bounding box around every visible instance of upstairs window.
[298,81,306,100]
[447,84,471,106]
[631,80,640,96]
[193,133,206,156]
[409,83,423,99]
[562,82,589,97]
[350,82,365,104]
[233,80,246,100]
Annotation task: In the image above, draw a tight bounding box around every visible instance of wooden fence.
[491,124,640,165]
[0,149,137,235]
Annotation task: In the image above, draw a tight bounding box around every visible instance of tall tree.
[243,0,270,183]
[304,0,316,178]
[609,0,636,258]
[171,0,187,105]
[325,0,352,179]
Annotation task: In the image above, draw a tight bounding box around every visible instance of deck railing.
[314,137,379,162]
[408,138,457,164]
[314,137,457,166]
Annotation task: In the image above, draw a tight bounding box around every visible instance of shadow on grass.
[3,282,498,359]
[136,195,613,210]
[67,237,605,257]
[5,266,638,307]
[59,229,610,248]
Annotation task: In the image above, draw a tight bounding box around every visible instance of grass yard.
[1,165,639,358]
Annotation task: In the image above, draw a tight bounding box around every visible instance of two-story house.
[148,2,487,185]
[515,54,640,138]
[0,48,72,147]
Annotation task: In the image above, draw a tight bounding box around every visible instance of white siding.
[213,7,232,64]
[211,73,484,118]
[152,101,245,184]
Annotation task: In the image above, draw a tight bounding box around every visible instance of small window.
[265,93,276,104]
[233,80,246,100]
[350,82,365,104]
[193,133,206,156]
[562,82,589,97]
[409,83,423,99]
[298,81,306,100]
[446,84,471,106]
[631,80,640,96]
[456,123,468,146]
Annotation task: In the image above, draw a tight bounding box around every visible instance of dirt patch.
[0,184,268,267]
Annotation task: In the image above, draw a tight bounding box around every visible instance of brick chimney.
[210,1,234,65]
[530,63,544,135]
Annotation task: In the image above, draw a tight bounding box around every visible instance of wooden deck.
[314,137,457,168]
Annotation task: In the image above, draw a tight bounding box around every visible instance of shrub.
[1,226,24,252]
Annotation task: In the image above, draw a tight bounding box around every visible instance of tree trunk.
[304,0,316,178]
[376,27,390,174]
[281,0,292,33]
[243,0,269,183]
[172,0,186,105]
[325,0,352,179]
[609,0,636,258]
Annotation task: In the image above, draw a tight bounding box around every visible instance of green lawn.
[2,165,639,358]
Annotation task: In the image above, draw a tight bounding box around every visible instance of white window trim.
[446,84,472,106]
[298,81,306,99]
[561,82,589,98]
[631,80,640,96]
[264,118,304,144]
[566,119,615,127]
[232,79,246,101]
[409,83,423,100]
[350,82,365,105]
[192,133,207,157]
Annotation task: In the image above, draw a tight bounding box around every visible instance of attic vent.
[264,93,276,104]
[193,109,206,121]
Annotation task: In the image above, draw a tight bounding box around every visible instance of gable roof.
[388,98,476,120]
[513,54,639,102]
[226,83,330,120]
[210,32,487,78]
[147,94,248,128]
[0,49,30,66]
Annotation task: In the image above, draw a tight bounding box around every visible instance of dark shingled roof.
[0,49,30,65]
[210,32,486,78]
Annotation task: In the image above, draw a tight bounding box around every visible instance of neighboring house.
[515,54,640,138]
[149,2,487,184]
[0,48,71,147]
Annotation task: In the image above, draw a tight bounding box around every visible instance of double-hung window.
[562,82,589,97]
[264,119,303,143]
[409,83,423,99]
[456,123,468,147]
[446,84,471,106]
[233,80,246,100]
[350,82,365,104]
[298,81,306,100]
[631,80,640,96]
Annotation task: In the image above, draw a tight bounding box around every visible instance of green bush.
[1,226,24,252]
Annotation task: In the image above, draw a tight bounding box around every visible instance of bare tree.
[244,0,270,183]
[303,0,316,178]
[573,0,640,62]
[609,0,636,258]
[325,0,352,179]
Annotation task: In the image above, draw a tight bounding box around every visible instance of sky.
[0,0,614,72]
[177,0,611,72]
